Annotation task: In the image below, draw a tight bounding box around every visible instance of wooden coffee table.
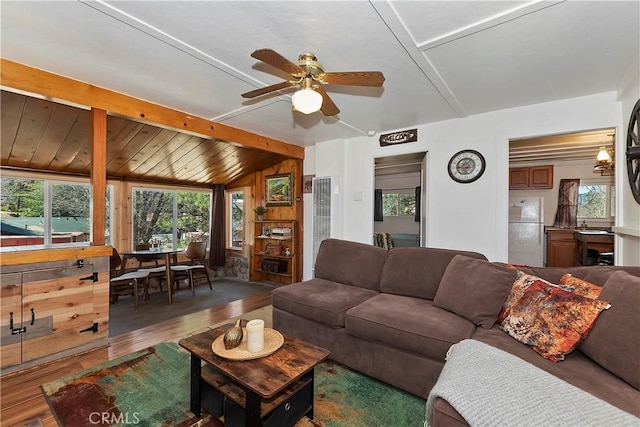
[178,324,330,427]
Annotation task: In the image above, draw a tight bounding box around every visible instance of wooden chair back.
[185,241,207,263]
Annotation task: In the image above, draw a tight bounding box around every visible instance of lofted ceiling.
[0,90,289,186]
[1,1,637,152]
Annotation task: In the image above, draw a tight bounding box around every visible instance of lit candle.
[246,319,265,353]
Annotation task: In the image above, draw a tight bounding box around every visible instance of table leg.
[245,391,262,427]
[165,252,173,305]
[189,354,202,416]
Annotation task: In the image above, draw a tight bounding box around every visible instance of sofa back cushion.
[433,255,517,328]
[516,265,640,285]
[314,238,388,291]
[580,270,640,390]
[379,247,487,299]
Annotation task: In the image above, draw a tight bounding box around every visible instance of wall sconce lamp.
[594,146,614,176]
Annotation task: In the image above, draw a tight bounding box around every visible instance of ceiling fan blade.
[241,80,297,98]
[251,49,305,77]
[317,71,385,87]
[314,86,340,116]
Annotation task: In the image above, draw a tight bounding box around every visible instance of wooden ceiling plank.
[49,109,91,172]
[0,91,26,166]
[79,115,130,174]
[104,120,146,165]
[8,97,55,168]
[1,59,304,159]
[105,124,163,174]
[127,132,193,177]
[36,105,85,171]
[181,145,242,183]
[167,140,236,182]
[117,128,189,176]
[143,135,210,180]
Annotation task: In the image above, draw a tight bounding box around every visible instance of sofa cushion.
[500,280,610,362]
[472,327,640,418]
[314,238,388,291]
[379,247,487,299]
[580,270,640,390]
[345,293,476,361]
[271,278,378,328]
[432,255,516,329]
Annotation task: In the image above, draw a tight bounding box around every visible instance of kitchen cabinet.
[252,220,297,285]
[0,246,110,373]
[509,165,554,189]
[545,229,576,267]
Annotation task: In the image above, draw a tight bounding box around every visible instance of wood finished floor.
[0,292,272,427]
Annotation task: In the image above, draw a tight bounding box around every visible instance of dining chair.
[134,243,162,267]
[170,241,213,295]
[110,248,150,310]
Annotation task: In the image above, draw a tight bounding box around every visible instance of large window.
[132,187,211,251]
[1,176,112,246]
[382,191,416,217]
[577,183,615,220]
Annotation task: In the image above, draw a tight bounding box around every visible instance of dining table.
[120,248,180,304]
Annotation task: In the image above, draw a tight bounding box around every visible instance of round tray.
[212,327,284,360]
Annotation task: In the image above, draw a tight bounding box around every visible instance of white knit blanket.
[425,339,639,427]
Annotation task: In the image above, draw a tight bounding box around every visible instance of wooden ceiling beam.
[1,59,304,160]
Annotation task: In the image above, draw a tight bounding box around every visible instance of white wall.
[614,55,640,265]
[306,91,630,270]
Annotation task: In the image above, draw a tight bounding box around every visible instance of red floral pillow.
[500,281,610,362]
[497,270,554,323]
[558,273,602,299]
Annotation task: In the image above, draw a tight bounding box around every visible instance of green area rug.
[42,341,425,427]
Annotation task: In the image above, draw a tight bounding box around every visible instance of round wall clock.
[447,149,486,183]
[626,98,640,204]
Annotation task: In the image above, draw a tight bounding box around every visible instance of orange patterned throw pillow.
[500,281,610,362]
[558,273,602,299]
[497,270,554,323]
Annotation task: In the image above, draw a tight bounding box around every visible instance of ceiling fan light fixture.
[292,88,322,114]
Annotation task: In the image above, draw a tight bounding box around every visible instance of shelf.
[255,253,293,259]
[255,235,292,241]
[254,268,292,277]
[255,220,296,223]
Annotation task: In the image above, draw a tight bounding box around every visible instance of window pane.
[177,191,211,249]
[1,177,45,246]
[51,183,90,245]
[230,192,243,249]
[382,194,398,216]
[133,189,173,249]
[399,193,416,216]
[577,185,606,218]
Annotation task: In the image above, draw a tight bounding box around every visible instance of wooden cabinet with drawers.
[509,165,554,189]
[0,246,110,373]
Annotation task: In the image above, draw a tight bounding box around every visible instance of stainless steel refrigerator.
[508,197,544,267]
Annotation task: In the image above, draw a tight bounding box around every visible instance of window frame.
[227,189,245,251]
[576,179,615,221]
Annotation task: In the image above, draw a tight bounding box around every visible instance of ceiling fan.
[241,49,385,116]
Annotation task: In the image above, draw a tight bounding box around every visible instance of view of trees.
[1,178,44,217]
[382,192,416,217]
[578,185,607,218]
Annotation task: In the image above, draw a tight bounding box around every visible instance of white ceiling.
[1,1,638,149]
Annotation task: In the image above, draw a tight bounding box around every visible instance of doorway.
[373,152,427,247]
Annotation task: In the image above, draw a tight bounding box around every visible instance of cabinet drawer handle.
[31,308,35,325]
[9,312,13,330]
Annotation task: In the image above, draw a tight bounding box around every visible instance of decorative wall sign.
[265,173,293,206]
[379,129,418,146]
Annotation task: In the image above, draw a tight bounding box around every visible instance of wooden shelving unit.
[252,220,297,285]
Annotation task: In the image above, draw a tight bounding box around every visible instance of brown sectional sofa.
[271,238,640,426]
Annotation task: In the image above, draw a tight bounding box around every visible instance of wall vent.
[312,176,332,273]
